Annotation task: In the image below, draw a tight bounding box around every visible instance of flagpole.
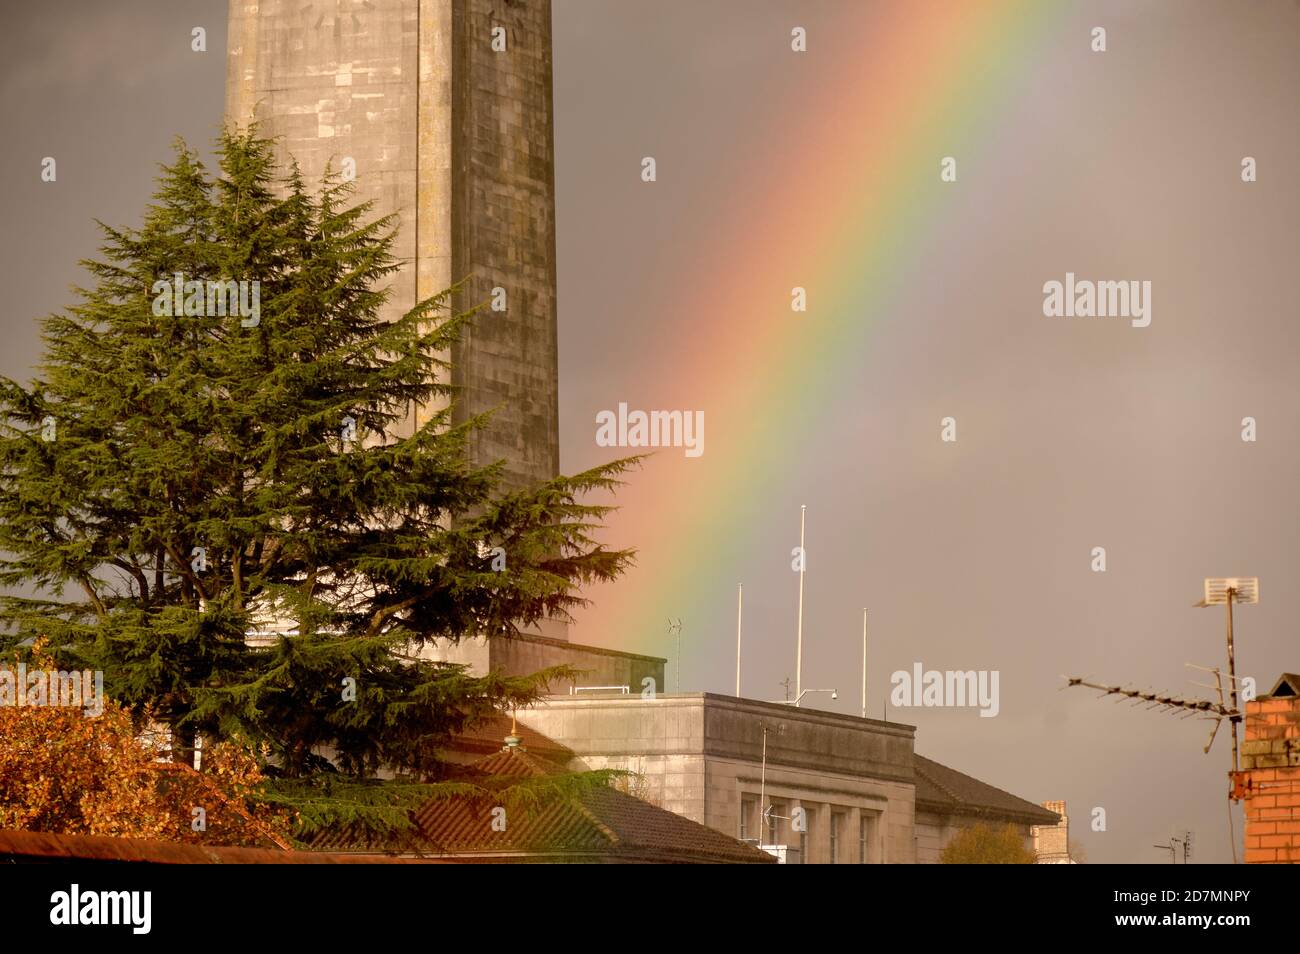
[861,609,868,719]
[735,583,743,697]
[795,505,806,707]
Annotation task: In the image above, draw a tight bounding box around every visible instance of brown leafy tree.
[0,650,293,848]
[939,821,1037,864]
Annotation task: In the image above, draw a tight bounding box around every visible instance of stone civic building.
[432,632,664,696]
[912,763,1064,864]
[518,691,1058,864]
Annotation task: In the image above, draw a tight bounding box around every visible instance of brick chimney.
[1032,800,1070,863]
[1239,673,1300,864]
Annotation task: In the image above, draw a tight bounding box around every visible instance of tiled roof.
[313,745,774,864]
[469,745,568,780]
[0,828,438,864]
[914,754,1060,826]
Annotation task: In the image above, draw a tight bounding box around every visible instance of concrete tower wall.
[224,0,559,493]
[449,0,560,489]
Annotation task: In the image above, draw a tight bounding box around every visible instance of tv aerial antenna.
[1064,578,1257,795]
[1152,830,1193,863]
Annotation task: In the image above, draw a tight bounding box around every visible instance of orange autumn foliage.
[0,653,293,848]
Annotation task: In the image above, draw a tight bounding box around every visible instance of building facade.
[518,692,1057,864]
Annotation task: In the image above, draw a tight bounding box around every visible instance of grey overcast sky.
[3,1,1298,863]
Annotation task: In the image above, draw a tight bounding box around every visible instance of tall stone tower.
[225,0,560,493]
[225,0,662,668]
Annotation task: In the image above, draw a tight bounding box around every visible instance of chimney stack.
[1032,799,1071,863]
[1238,673,1300,864]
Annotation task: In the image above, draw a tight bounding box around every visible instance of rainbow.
[575,1,1068,655]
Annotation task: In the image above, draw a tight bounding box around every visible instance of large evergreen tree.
[0,131,635,838]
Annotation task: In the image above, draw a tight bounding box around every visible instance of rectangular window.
[860,811,875,863]
[798,803,810,863]
[740,797,755,840]
[767,801,782,844]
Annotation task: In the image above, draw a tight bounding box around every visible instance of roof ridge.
[914,754,1058,824]
[573,795,621,846]
[913,756,962,806]
[469,745,565,778]
[938,758,1039,810]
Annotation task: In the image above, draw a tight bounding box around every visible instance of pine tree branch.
[109,558,150,605]
[0,130,642,825]
[75,574,106,618]
[162,540,210,603]
[231,546,244,612]
[365,596,419,639]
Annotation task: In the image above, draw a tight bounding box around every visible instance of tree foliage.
[939,822,1037,864]
[0,130,636,839]
[0,647,292,847]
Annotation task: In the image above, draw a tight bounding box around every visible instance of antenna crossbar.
[1063,677,1238,718]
